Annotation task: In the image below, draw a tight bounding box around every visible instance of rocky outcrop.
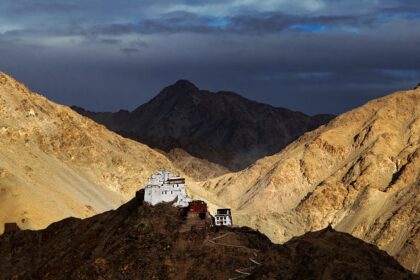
[0,195,416,279]
[0,72,179,234]
[191,88,420,273]
[73,80,334,171]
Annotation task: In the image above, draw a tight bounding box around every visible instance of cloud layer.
[0,0,419,114]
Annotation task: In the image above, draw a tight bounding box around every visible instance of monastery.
[144,170,192,208]
[143,170,233,227]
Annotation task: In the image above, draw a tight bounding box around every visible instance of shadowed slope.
[73,80,334,171]
[0,192,417,280]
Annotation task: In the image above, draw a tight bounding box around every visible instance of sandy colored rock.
[164,148,230,180]
[0,72,180,234]
[192,88,420,273]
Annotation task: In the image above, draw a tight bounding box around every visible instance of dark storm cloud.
[121,48,141,55]
[81,12,375,35]
[9,2,79,13]
[26,9,416,37]
[100,39,121,45]
[0,0,419,115]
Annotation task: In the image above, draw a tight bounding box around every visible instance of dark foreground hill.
[0,192,417,280]
[73,80,334,171]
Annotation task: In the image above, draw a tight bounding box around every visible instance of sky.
[0,0,419,115]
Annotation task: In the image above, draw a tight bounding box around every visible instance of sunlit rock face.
[192,88,420,273]
[0,72,179,234]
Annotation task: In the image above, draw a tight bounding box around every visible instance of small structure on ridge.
[185,200,207,219]
[143,169,233,230]
[179,200,211,232]
[214,208,233,226]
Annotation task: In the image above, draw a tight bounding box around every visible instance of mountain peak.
[81,80,334,170]
[164,79,199,94]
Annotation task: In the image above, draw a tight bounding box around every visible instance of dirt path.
[207,232,262,279]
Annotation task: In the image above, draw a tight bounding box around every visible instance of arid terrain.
[0,192,417,280]
[189,88,420,273]
[0,72,418,275]
[164,148,229,181]
[73,80,334,171]
[0,72,180,234]
[1,0,419,278]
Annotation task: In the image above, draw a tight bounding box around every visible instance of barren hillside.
[73,80,334,171]
[0,72,178,233]
[0,192,417,280]
[164,148,229,180]
[191,88,420,272]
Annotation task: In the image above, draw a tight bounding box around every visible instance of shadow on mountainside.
[72,80,335,172]
[0,190,417,280]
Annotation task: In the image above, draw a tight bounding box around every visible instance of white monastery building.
[214,208,233,226]
[144,170,192,208]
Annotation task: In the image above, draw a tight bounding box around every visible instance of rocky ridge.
[189,88,420,273]
[0,192,417,280]
[73,80,334,171]
[0,72,179,233]
[1,72,418,274]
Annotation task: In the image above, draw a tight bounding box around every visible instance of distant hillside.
[0,192,416,280]
[164,148,229,181]
[190,87,420,273]
[0,72,179,234]
[73,80,334,171]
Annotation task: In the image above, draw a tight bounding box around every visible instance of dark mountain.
[0,191,417,280]
[72,80,334,170]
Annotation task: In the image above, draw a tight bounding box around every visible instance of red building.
[188,200,207,219]
[179,200,209,232]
